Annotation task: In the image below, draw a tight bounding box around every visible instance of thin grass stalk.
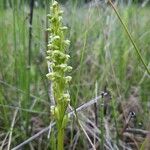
[0,4,9,127]
[12,0,18,103]
[45,0,49,52]
[94,82,98,126]
[74,30,87,112]
[26,0,34,132]
[8,0,12,8]
[7,108,19,150]
[79,121,96,150]
[111,97,119,145]
[100,96,104,150]
[108,0,150,75]
[69,105,84,147]
[69,105,96,149]
[94,82,98,146]
[69,1,82,147]
[72,0,89,111]
[28,0,34,103]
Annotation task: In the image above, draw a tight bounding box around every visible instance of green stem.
[108,0,150,75]
[111,97,119,145]
[57,128,64,150]
[100,98,104,150]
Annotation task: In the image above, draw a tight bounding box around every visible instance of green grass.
[0,1,150,149]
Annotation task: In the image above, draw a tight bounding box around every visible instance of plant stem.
[100,97,104,150]
[108,0,150,75]
[111,97,119,145]
[26,0,34,133]
[57,128,64,150]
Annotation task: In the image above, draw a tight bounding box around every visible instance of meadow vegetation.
[0,0,150,149]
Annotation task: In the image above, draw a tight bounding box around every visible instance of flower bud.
[50,106,55,116]
[47,14,52,19]
[54,106,60,120]
[51,17,57,23]
[65,76,72,83]
[66,66,72,72]
[58,16,63,21]
[46,72,56,80]
[62,115,69,128]
[52,1,58,8]
[58,10,63,16]
[50,36,60,43]
[46,56,51,60]
[60,26,68,31]
[64,40,70,46]
[48,44,59,50]
[46,28,51,32]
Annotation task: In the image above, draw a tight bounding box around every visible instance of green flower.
[46,1,72,149]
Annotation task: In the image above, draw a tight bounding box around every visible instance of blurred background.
[0,0,150,8]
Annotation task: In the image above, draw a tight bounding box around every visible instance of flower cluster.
[46,1,72,129]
